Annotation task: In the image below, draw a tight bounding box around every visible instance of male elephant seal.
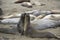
[17,13,30,35]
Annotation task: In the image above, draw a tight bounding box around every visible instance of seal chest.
[24,15,28,32]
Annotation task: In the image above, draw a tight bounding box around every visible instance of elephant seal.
[15,0,30,3]
[17,13,30,35]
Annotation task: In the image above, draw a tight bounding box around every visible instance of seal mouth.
[17,13,30,35]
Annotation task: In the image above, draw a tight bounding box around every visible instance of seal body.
[21,2,32,8]
[15,0,30,3]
